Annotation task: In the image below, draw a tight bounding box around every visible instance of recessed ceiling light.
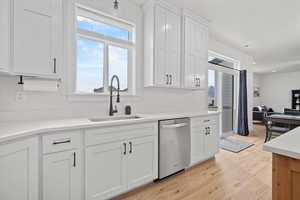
[272,70,277,73]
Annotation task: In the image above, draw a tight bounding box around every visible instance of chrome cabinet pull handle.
[52,139,71,145]
[123,143,127,155]
[53,58,57,74]
[170,75,172,85]
[73,152,76,167]
[196,78,200,87]
[129,142,132,154]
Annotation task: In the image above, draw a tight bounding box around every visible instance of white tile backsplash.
[0,76,208,122]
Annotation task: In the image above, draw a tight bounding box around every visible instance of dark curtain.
[237,70,249,136]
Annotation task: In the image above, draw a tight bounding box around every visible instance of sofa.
[253,106,274,122]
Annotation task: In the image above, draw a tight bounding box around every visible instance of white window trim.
[68,4,137,100]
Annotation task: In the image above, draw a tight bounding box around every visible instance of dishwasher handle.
[160,123,188,129]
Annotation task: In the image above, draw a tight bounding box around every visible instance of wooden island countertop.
[263,127,300,200]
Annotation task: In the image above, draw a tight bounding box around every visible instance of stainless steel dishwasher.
[159,118,190,179]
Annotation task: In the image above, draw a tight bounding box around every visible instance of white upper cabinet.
[0,137,39,200]
[144,0,181,88]
[13,0,62,77]
[165,10,181,87]
[182,11,209,89]
[0,0,10,72]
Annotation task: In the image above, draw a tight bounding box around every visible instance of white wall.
[260,71,300,112]
[0,0,253,128]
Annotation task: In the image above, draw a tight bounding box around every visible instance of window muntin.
[75,6,134,95]
[77,16,129,41]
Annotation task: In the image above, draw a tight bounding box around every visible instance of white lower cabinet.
[86,141,127,200]
[85,123,158,200]
[0,122,158,200]
[191,129,206,164]
[204,123,219,157]
[127,136,156,190]
[190,115,219,166]
[86,136,157,200]
[0,137,39,200]
[43,150,82,200]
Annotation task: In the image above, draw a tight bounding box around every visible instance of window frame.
[74,5,135,96]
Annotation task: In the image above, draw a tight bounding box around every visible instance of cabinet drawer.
[43,131,82,154]
[191,116,218,128]
[202,116,218,125]
[85,123,158,146]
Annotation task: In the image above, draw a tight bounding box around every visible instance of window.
[75,6,134,94]
[208,69,217,107]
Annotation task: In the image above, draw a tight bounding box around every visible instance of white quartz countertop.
[263,127,300,160]
[0,111,219,143]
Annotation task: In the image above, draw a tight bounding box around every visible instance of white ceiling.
[132,0,300,73]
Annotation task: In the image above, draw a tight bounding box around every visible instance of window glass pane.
[77,16,129,41]
[76,37,104,93]
[108,45,128,92]
[208,69,216,106]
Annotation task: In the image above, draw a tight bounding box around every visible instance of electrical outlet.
[16,92,26,102]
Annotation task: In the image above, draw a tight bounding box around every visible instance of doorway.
[208,51,240,138]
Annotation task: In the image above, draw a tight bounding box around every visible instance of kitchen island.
[263,127,300,200]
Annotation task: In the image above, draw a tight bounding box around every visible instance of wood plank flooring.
[114,125,272,200]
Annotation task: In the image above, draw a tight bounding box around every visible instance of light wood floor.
[114,125,272,200]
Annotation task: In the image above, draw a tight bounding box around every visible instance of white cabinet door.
[205,124,219,157]
[166,10,181,88]
[0,0,10,72]
[43,150,82,200]
[154,5,167,87]
[145,2,181,88]
[190,130,206,164]
[190,116,219,165]
[184,17,199,88]
[183,16,208,89]
[127,136,156,190]
[0,138,39,200]
[86,141,127,200]
[13,0,62,77]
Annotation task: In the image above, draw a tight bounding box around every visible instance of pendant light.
[113,0,119,10]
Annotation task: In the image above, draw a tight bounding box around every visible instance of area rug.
[219,138,254,153]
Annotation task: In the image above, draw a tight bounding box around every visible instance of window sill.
[67,92,141,102]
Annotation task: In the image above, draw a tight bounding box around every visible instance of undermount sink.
[89,115,143,122]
